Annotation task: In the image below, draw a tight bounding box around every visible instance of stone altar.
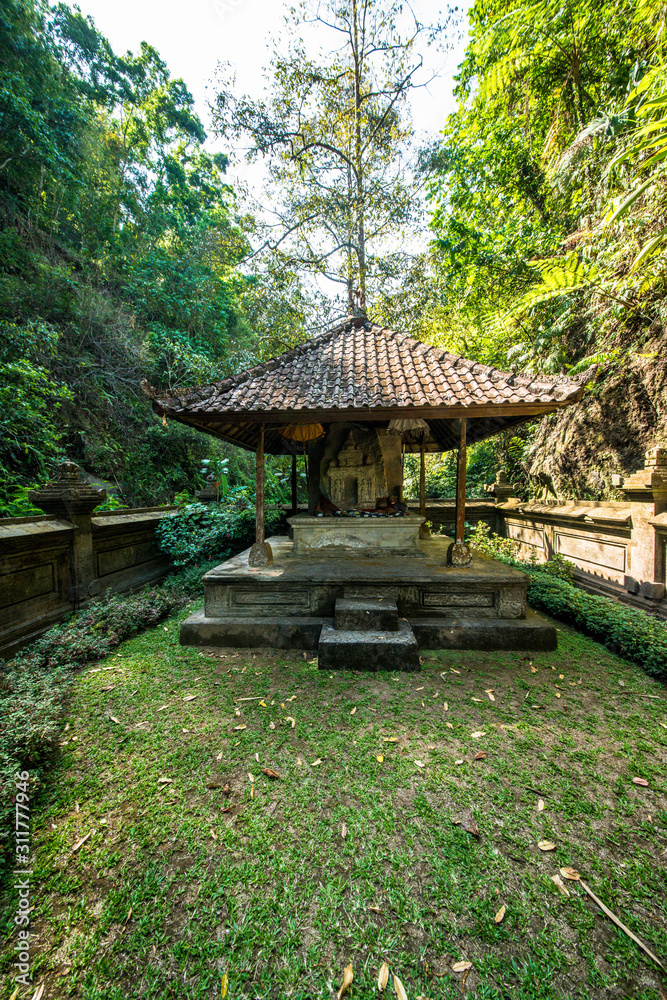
[288,513,425,557]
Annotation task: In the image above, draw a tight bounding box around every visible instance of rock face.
[527,340,667,498]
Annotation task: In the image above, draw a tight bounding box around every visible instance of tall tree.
[212,0,443,309]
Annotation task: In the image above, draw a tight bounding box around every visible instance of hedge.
[526,569,667,683]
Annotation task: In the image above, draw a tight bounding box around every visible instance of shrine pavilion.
[146,315,590,670]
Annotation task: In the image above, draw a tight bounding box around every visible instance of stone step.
[318,620,420,672]
[335,597,399,632]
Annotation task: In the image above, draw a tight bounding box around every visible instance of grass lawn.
[2,608,666,999]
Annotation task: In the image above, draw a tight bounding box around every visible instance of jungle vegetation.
[1,0,665,512]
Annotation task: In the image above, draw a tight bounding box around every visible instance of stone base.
[178,534,558,655]
[412,610,556,651]
[180,607,556,653]
[318,620,420,672]
[180,610,328,650]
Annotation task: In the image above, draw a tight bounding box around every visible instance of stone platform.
[180,535,557,657]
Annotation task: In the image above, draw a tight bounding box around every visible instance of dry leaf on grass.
[377,754,384,762]
[262,768,281,779]
[378,961,389,991]
[471,697,482,702]
[108,716,120,724]
[337,963,354,1000]
[453,809,479,838]
[414,759,425,768]
[538,840,557,851]
[383,737,398,743]
[445,722,454,729]
[560,867,580,881]
[551,874,569,897]
[487,692,496,702]
[71,831,94,854]
[350,707,357,715]
[210,828,218,840]
[393,974,408,1000]
[220,972,228,999]
[632,777,649,787]
[443,701,449,711]
[233,724,247,731]
[30,986,45,1000]
[471,731,485,739]
[452,960,472,972]
[269,721,276,730]
[311,758,322,766]
[183,694,197,702]
[157,777,173,785]
[369,904,381,913]
[494,905,506,923]
[341,823,347,839]
[285,716,296,728]
[454,758,464,765]
[537,799,545,812]
[474,751,487,760]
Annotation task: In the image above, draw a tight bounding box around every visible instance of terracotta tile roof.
[150,319,589,418]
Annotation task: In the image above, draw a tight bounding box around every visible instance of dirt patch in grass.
[1,612,666,1000]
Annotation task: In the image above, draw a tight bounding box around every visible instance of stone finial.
[486,469,515,501]
[30,461,106,519]
[621,443,667,506]
[195,473,220,503]
[645,446,667,469]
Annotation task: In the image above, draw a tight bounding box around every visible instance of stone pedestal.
[288,514,425,557]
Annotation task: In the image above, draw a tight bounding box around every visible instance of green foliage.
[468,520,521,560]
[0,320,72,508]
[403,439,498,499]
[0,485,44,518]
[526,571,667,682]
[0,0,261,512]
[93,496,127,512]
[155,502,285,567]
[0,587,179,855]
[423,0,667,402]
[161,557,222,598]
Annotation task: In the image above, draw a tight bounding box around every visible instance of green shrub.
[526,572,667,683]
[468,520,521,560]
[0,588,180,864]
[155,501,285,567]
[161,558,222,598]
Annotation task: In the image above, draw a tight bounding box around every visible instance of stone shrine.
[326,431,386,509]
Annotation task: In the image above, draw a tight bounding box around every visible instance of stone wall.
[0,463,175,658]
[418,447,667,620]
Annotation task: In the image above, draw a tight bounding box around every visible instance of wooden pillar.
[291,452,298,515]
[455,417,467,543]
[419,436,426,517]
[418,434,430,538]
[448,417,472,566]
[248,423,273,567]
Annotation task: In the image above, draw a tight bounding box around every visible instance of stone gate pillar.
[621,445,667,602]
[30,462,106,606]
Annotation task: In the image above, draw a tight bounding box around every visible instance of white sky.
[62,0,472,187]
